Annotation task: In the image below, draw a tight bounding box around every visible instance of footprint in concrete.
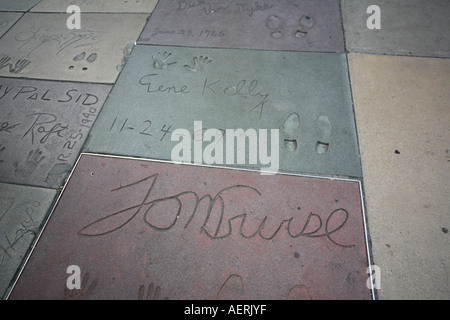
[295,15,314,39]
[70,52,97,71]
[282,112,300,152]
[315,115,332,154]
[73,52,86,61]
[266,14,284,39]
[217,274,245,299]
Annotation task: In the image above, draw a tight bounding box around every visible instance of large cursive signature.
[14,27,99,58]
[78,174,354,248]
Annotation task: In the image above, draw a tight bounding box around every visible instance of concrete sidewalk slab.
[0,12,22,38]
[0,13,148,83]
[0,182,57,299]
[0,77,111,188]
[139,0,344,52]
[342,0,450,57]
[0,0,41,12]
[348,53,450,299]
[31,0,158,13]
[84,45,362,177]
[9,154,372,300]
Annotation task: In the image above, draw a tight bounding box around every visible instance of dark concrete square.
[139,0,345,52]
[0,77,111,188]
[10,154,372,300]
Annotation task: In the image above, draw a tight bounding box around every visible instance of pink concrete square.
[10,154,372,300]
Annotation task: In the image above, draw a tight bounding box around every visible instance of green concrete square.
[85,45,362,177]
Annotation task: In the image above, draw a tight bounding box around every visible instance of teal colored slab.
[0,0,41,12]
[0,12,23,38]
[84,45,362,178]
[342,0,450,57]
[139,0,345,52]
[0,182,57,299]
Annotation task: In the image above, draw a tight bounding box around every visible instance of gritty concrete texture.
[0,13,148,83]
[84,45,362,178]
[342,0,450,58]
[0,0,41,12]
[139,0,345,52]
[10,154,371,300]
[31,0,158,13]
[0,182,57,299]
[348,53,450,299]
[0,77,111,188]
[0,12,22,38]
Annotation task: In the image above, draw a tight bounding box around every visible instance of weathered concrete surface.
[10,154,371,300]
[0,0,41,12]
[0,12,23,38]
[342,0,450,57]
[0,77,111,188]
[139,0,345,52]
[84,45,362,177]
[31,0,158,13]
[0,182,57,299]
[0,13,148,83]
[348,53,450,299]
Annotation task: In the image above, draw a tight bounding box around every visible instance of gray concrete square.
[0,77,111,188]
[0,12,23,38]
[0,0,41,12]
[342,0,450,57]
[0,13,149,83]
[0,182,56,299]
[31,0,158,13]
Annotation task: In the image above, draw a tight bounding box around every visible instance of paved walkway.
[0,0,448,300]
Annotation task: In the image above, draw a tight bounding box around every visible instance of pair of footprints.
[283,113,332,154]
[266,14,314,39]
[69,52,97,71]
